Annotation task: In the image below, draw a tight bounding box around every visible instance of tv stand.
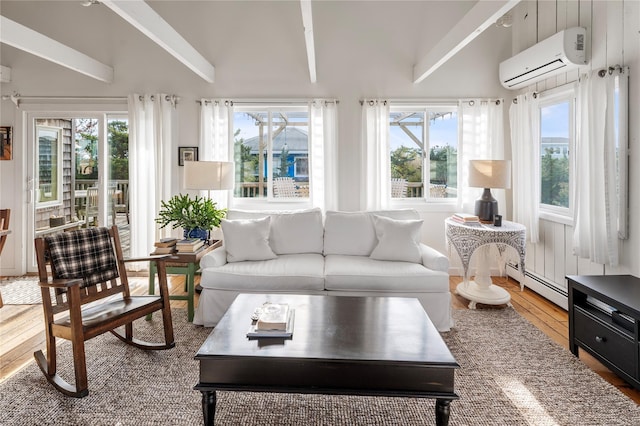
[567,275,640,391]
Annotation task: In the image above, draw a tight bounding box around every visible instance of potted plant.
[155,194,227,240]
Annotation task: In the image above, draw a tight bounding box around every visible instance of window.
[232,106,309,199]
[539,92,574,215]
[36,125,62,205]
[389,106,458,200]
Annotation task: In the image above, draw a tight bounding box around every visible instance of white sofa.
[193,208,453,331]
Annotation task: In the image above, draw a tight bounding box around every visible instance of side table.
[148,240,222,322]
[445,218,526,309]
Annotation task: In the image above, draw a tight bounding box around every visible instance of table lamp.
[468,159,511,222]
[183,160,234,197]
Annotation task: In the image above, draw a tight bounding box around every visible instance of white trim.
[0,16,113,83]
[102,0,214,83]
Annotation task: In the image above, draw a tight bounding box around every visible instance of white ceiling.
[0,0,517,87]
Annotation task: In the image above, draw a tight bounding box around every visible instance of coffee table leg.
[201,390,216,426]
[435,399,451,426]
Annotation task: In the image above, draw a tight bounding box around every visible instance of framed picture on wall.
[0,126,12,160]
[178,147,198,166]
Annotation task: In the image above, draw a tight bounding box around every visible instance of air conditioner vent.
[499,27,587,90]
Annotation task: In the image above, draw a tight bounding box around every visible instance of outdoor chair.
[391,178,408,198]
[83,186,99,226]
[113,185,129,224]
[34,225,175,397]
[273,177,299,198]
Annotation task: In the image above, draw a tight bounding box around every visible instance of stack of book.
[450,213,480,225]
[176,238,205,253]
[247,303,295,338]
[152,237,177,254]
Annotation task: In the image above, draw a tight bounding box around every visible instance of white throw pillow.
[221,217,277,263]
[269,208,324,254]
[323,211,377,256]
[369,215,423,263]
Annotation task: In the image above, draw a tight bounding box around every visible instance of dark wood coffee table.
[194,294,459,425]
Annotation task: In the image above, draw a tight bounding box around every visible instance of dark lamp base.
[474,188,499,222]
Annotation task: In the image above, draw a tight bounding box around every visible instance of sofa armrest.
[420,243,449,273]
[200,246,228,268]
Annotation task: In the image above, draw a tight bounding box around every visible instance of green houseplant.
[156,194,227,240]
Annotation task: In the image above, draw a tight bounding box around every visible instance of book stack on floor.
[247,303,295,338]
[152,237,177,254]
[450,213,481,225]
[176,238,205,253]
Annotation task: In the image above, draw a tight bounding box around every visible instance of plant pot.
[184,227,209,241]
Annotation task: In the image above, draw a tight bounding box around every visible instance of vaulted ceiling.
[0,0,518,87]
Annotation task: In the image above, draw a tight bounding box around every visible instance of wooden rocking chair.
[34,225,175,397]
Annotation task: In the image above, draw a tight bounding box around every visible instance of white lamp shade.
[468,160,512,189]
[183,161,234,190]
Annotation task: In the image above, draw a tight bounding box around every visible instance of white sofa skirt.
[194,289,453,332]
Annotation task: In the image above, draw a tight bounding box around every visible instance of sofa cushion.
[370,216,423,263]
[269,209,324,254]
[221,217,277,263]
[324,254,449,293]
[227,208,323,255]
[323,211,376,256]
[200,253,325,292]
[370,209,420,220]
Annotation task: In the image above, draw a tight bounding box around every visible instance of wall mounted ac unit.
[499,27,587,90]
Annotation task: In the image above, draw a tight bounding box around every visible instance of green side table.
[148,240,221,322]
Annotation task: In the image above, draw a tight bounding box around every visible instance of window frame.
[389,103,459,207]
[231,104,312,206]
[537,87,576,224]
[36,125,63,207]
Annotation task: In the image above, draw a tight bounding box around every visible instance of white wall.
[505,0,640,306]
[0,1,512,275]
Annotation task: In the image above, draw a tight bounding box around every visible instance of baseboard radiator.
[506,262,569,310]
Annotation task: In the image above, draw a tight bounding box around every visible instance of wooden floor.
[1,274,639,405]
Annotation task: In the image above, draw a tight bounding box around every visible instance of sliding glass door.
[28,112,129,271]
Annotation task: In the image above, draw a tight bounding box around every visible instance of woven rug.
[0,308,638,425]
[0,277,43,304]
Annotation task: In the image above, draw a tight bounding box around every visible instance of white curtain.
[199,99,233,209]
[509,93,540,243]
[128,94,175,264]
[309,100,338,211]
[458,100,505,213]
[573,69,628,266]
[361,99,390,210]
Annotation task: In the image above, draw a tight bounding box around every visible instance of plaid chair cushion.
[45,227,119,288]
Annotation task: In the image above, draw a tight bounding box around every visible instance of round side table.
[445,218,526,309]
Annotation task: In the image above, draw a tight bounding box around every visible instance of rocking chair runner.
[34,226,175,398]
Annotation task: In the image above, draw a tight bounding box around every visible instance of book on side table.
[176,238,205,253]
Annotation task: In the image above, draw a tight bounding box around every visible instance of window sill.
[539,210,574,226]
[390,199,458,213]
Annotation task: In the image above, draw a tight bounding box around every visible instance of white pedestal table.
[445,218,526,309]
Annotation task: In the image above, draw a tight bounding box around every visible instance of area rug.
[0,277,43,304]
[0,308,637,425]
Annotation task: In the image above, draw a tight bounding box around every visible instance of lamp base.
[474,188,498,222]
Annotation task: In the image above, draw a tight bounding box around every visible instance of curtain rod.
[360,98,500,106]
[1,94,180,108]
[196,98,339,106]
[1,94,127,108]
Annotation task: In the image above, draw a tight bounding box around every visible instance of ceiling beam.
[300,0,317,83]
[0,65,11,83]
[413,0,521,84]
[102,0,215,83]
[0,16,113,83]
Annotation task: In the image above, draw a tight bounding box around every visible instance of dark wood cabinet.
[567,275,640,390]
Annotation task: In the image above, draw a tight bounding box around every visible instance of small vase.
[183,227,209,241]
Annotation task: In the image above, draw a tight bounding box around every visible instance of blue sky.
[540,102,569,138]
